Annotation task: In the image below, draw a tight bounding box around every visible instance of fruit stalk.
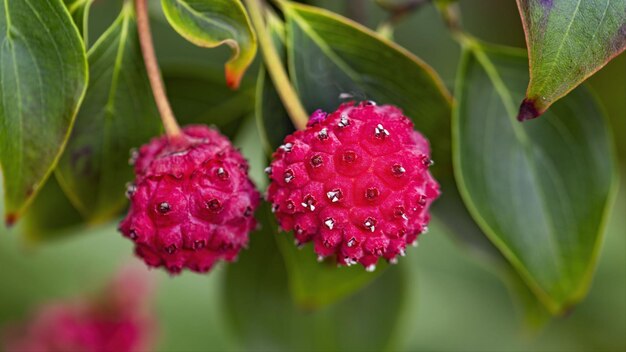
[244,0,309,130]
[135,0,182,138]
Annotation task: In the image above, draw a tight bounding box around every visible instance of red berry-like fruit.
[266,102,440,270]
[2,266,155,352]
[119,125,261,274]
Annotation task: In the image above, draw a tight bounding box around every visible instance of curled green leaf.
[161,0,257,89]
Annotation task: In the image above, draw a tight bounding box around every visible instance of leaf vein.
[535,0,582,95]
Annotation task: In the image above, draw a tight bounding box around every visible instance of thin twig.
[377,0,429,24]
[437,1,462,37]
[135,0,182,138]
[346,0,368,24]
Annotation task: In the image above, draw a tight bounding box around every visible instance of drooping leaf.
[225,204,406,351]
[281,1,452,178]
[161,0,257,89]
[255,10,294,154]
[0,0,88,225]
[55,3,161,223]
[453,40,616,314]
[516,0,626,120]
[163,65,255,138]
[20,177,85,243]
[63,0,93,42]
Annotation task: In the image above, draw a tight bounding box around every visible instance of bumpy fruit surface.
[119,125,261,274]
[266,102,440,270]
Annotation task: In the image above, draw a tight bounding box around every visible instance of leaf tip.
[225,66,243,90]
[517,98,542,121]
[5,213,18,227]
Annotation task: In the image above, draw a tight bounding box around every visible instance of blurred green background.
[0,0,624,351]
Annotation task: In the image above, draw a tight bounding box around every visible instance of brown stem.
[134,0,182,138]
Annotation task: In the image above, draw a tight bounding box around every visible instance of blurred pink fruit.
[3,266,156,352]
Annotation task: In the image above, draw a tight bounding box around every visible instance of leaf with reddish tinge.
[161,0,257,89]
[516,0,626,120]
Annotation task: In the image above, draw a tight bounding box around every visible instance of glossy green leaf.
[164,65,255,138]
[0,0,88,225]
[453,41,617,314]
[55,4,161,223]
[63,0,93,42]
[225,204,406,350]
[161,0,257,89]
[440,188,552,326]
[255,11,294,154]
[281,1,452,175]
[20,177,84,243]
[516,0,626,120]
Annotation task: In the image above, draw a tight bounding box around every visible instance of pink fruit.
[2,266,155,352]
[119,125,261,274]
[266,102,440,270]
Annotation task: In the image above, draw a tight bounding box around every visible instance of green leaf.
[0,0,88,225]
[436,184,552,326]
[453,40,617,314]
[161,0,257,89]
[163,65,255,138]
[516,0,626,120]
[55,3,161,223]
[63,0,93,42]
[225,204,406,351]
[281,1,451,174]
[255,10,294,154]
[275,231,388,309]
[20,176,84,243]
